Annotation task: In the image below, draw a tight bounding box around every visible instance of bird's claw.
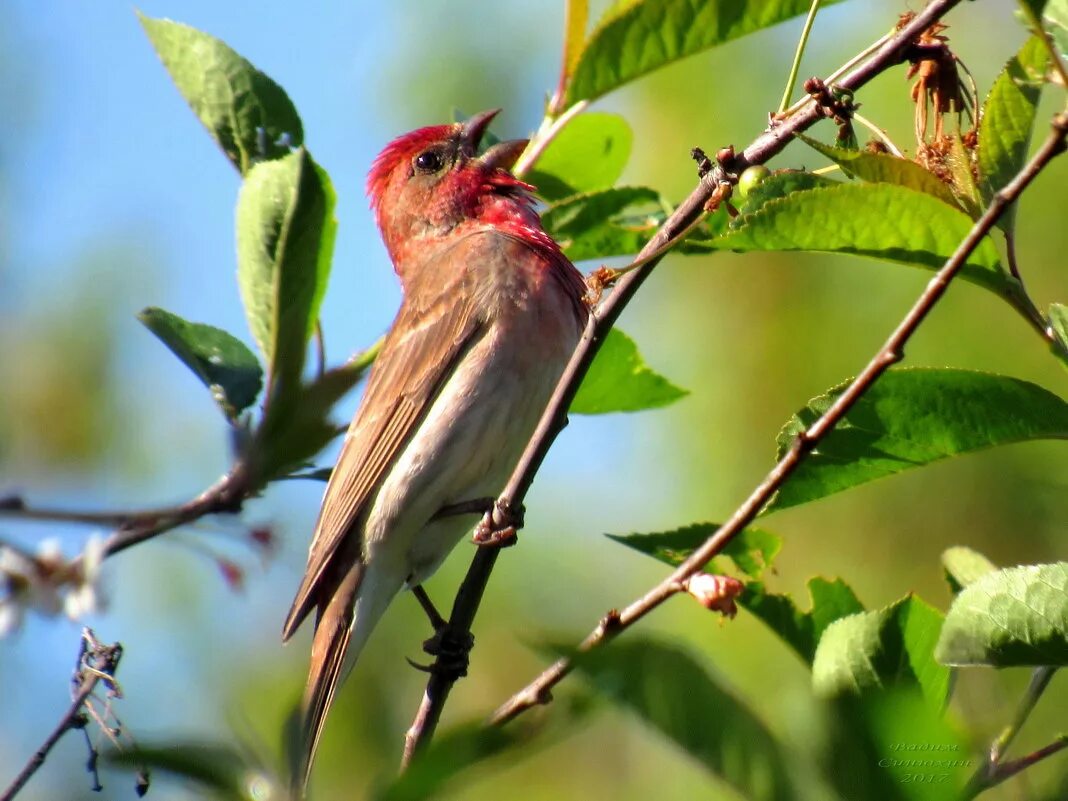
[472,499,524,547]
[419,629,475,679]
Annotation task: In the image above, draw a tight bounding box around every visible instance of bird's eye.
[414,150,444,173]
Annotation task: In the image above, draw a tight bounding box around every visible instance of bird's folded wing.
[282,265,485,640]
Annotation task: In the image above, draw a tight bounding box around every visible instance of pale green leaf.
[527,113,632,200]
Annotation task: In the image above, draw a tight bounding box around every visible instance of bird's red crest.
[365,124,455,217]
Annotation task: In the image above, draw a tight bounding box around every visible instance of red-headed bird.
[282,110,588,791]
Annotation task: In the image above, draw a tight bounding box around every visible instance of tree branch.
[490,110,1068,727]
[1,629,125,801]
[400,0,972,761]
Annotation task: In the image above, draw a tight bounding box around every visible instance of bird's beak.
[461,109,529,172]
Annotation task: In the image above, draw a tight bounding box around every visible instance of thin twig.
[400,0,971,761]
[489,111,1068,727]
[778,0,822,113]
[0,629,124,801]
[962,667,1060,798]
[852,111,905,156]
[512,100,589,178]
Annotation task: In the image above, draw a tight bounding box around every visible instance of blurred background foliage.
[0,1,1065,799]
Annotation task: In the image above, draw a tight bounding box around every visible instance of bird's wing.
[282,252,486,641]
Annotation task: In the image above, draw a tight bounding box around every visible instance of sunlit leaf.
[528,113,632,200]
[608,524,781,578]
[236,148,335,398]
[767,369,1068,511]
[138,307,262,420]
[733,170,839,217]
[977,35,1048,231]
[941,546,998,594]
[567,0,844,104]
[742,578,864,664]
[542,186,661,261]
[566,638,805,801]
[813,596,949,706]
[701,183,1010,294]
[936,562,1068,667]
[139,14,303,174]
[562,0,590,77]
[571,328,687,414]
[794,134,962,208]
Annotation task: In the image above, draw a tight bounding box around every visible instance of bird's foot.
[472,499,524,548]
[412,628,475,679]
[432,497,495,521]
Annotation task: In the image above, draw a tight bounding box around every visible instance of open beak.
[461,109,529,172]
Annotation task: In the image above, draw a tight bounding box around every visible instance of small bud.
[217,559,245,592]
[684,573,743,618]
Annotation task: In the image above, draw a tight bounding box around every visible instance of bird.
[281,109,589,791]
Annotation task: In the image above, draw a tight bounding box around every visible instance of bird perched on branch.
[282,109,588,792]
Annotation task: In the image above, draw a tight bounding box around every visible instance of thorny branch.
[401,0,978,763]
[490,112,1068,726]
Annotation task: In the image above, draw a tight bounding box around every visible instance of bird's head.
[366,110,533,267]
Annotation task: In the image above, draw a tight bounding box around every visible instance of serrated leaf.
[527,113,633,200]
[541,186,661,261]
[734,170,840,218]
[936,563,1068,667]
[978,36,1048,231]
[813,596,949,706]
[139,14,303,174]
[794,134,962,209]
[567,0,843,105]
[138,307,263,420]
[942,546,998,594]
[767,368,1068,512]
[607,524,781,578]
[571,328,687,414]
[741,578,864,664]
[565,638,803,801]
[702,183,1010,294]
[236,148,335,400]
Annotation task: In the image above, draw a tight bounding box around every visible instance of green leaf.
[1049,302,1068,353]
[235,148,335,399]
[741,578,864,664]
[767,368,1068,512]
[702,183,1009,294]
[138,307,263,420]
[977,36,1048,231]
[607,523,781,578]
[252,355,372,482]
[566,638,804,801]
[936,562,1068,667]
[138,14,303,174]
[527,113,632,201]
[794,134,962,209]
[733,170,840,217]
[108,741,275,801]
[567,0,843,104]
[562,0,590,77]
[571,328,687,414]
[813,596,950,706]
[373,723,530,801]
[941,546,998,594]
[1046,0,1068,54]
[541,186,661,261]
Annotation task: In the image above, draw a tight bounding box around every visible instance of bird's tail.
[290,563,399,797]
